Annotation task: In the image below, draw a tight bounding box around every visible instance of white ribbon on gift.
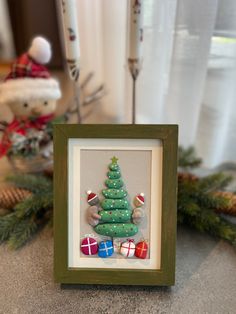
[99,241,113,256]
[80,234,98,255]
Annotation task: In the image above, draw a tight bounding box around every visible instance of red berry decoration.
[68,28,76,41]
[81,237,98,255]
[135,241,148,259]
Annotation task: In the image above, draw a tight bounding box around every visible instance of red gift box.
[135,241,148,259]
[81,237,98,255]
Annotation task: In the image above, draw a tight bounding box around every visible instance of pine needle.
[6,174,52,194]
[181,207,236,246]
[198,173,233,192]
[178,169,236,246]
[0,173,53,248]
[14,193,53,218]
[178,146,202,169]
[196,193,230,210]
[0,212,20,243]
[7,218,38,249]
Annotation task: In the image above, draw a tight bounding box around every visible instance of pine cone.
[178,172,199,183]
[214,191,236,216]
[0,187,32,210]
[0,208,11,216]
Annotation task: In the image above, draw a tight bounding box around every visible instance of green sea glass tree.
[94,157,138,237]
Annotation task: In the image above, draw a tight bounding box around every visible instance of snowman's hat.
[0,36,61,105]
[136,193,145,205]
[87,190,98,204]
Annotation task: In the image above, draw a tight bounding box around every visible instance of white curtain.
[75,0,236,168]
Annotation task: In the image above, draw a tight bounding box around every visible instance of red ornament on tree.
[80,237,98,255]
[135,241,148,259]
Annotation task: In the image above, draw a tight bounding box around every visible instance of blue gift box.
[98,240,114,258]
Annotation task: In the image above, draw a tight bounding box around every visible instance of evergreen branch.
[178,170,236,246]
[34,208,53,232]
[179,206,236,246]
[195,193,230,210]
[198,173,233,192]
[178,173,233,197]
[7,218,38,249]
[180,202,201,217]
[14,192,53,218]
[213,191,236,216]
[178,146,202,169]
[6,174,52,194]
[0,212,20,243]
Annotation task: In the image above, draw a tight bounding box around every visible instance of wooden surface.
[54,124,178,286]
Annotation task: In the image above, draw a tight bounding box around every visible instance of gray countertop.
[0,225,235,314]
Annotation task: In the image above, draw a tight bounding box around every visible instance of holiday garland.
[0,147,236,249]
[0,174,53,249]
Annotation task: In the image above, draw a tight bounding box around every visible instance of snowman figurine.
[0,36,61,158]
[132,193,145,225]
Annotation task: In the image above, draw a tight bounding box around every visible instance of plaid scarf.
[0,114,54,157]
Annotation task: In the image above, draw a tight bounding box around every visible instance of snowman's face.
[8,99,57,118]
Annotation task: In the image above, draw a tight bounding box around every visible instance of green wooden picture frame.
[54,124,178,286]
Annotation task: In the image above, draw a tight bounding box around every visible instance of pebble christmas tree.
[94,157,138,237]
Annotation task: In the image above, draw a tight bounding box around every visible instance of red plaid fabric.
[0,114,54,158]
[5,53,50,81]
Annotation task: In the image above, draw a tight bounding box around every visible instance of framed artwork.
[54,124,178,286]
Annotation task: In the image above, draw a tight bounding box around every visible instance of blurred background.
[0,0,236,168]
